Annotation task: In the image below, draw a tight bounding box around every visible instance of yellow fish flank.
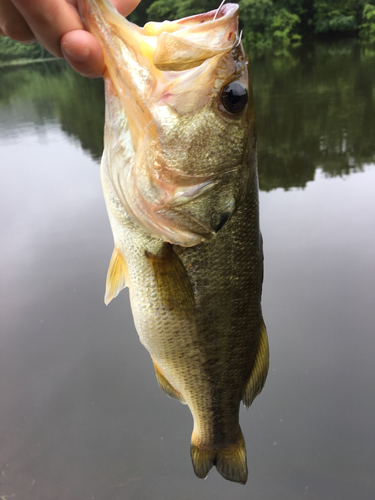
[79,0,269,484]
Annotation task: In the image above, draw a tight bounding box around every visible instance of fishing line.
[213,0,226,21]
[234,30,243,48]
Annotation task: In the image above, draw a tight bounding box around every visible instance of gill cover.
[80,1,252,246]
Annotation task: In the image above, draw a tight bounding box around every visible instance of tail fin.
[190,429,248,484]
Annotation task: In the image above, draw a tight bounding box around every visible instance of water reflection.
[2,39,375,189]
[252,39,375,189]
[0,61,104,159]
[1,46,375,499]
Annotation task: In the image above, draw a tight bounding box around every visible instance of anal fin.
[152,360,186,404]
[104,247,128,305]
[242,321,269,409]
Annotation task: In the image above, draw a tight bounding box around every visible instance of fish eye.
[221,81,248,114]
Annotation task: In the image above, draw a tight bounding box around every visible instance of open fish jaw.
[80,0,253,246]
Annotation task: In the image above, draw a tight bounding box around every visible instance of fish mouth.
[79,0,241,154]
[79,1,239,82]
[146,5,239,72]
[80,1,244,246]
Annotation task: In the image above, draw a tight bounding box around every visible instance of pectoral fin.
[152,360,186,404]
[145,244,194,317]
[242,322,269,409]
[104,247,128,305]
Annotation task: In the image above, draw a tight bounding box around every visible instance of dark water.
[1,41,374,499]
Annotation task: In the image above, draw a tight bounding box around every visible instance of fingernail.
[61,43,90,62]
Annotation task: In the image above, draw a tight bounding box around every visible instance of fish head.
[80,1,256,246]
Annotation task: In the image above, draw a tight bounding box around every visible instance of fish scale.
[79,0,269,484]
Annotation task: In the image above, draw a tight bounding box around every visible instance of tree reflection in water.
[2,39,374,191]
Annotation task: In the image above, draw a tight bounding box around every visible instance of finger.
[61,29,105,78]
[111,0,141,18]
[11,0,83,57]
[0,0,36,42]
[61,1,141,78]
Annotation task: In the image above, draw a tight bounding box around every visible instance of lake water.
[1,40,374,499]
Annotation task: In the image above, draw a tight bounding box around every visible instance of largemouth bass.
[79,0,269,484]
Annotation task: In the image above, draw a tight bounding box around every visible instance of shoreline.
[0,57,58,68]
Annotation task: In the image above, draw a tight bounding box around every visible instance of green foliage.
[240,0,300,52]
[146,0,222,23]
[128,0,154,25]
[315,14,357,34]
[271,8,301,45]
[3,1,375,62]
[0,38,50,62]
[359,4,375,42]
[240,0,274,51]
[312,0,373,34]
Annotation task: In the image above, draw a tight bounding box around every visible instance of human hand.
[0,0,140,77]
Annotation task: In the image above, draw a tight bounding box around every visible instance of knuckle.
[1,19,34,42]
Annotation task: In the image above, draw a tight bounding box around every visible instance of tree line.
[1,0,375,61]
[0,36,50,63]
[3,38,373,190]
[131,0,375,49]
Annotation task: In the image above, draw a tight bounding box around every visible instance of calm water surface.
[1,41,374,499]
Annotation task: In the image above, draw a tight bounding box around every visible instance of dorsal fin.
[104,247,128,305]
[242,322,269,409]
